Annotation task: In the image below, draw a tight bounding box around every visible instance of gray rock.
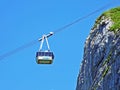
[76,16,120,90]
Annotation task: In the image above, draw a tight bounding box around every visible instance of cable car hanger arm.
[38,32,54,41]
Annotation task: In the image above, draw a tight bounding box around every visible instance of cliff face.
[76,7,120,90]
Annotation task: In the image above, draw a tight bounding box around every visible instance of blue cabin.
[36,32,54,64]
[36,51,54,64]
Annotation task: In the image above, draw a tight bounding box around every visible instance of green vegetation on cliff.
[96,7,120,32]
[103,7,120,32]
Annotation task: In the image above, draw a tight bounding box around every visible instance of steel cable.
[0,0,116,60]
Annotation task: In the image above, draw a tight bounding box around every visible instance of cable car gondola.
[36,51,54,64]
[36,32,54,64]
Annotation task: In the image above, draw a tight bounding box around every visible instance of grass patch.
[103,7,120,32]
[95,7,120,32]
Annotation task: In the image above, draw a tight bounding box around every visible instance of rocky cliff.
[76,7,120,90]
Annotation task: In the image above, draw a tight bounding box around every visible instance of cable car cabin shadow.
[36,51,54,64]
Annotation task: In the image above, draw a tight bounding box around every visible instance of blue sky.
[0,0,119,90]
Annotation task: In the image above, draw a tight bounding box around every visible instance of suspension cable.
[0,0,116,60]
[0,39,38,60]
[53,0,116,34]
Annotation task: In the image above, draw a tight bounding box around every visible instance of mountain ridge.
[76,7,120,90]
